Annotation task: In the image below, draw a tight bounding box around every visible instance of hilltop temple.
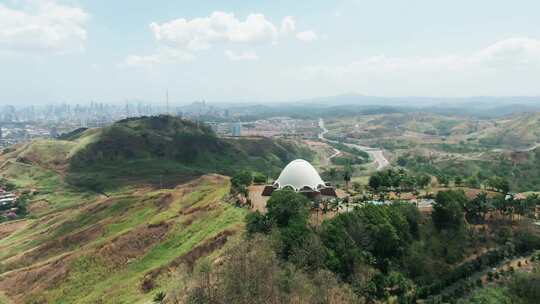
[262,159,337,199]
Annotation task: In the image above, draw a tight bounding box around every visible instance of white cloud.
[280,16,296,36]
[123,48,194,67]
[225,50,258,61]
[0,0,88,54]
[305,38,540,76]
[475,37,540,68]
[150,11,284,51]
[298,38,540,96]
[125,11,316,65]
[296,31,318,42]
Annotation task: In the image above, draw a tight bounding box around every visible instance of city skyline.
[2,0,540,104]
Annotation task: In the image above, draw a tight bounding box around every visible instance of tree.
[399,175,416,193]
[246,211,272,235]
[465,192,490,223]
[492,194,510,221]
[432,190,466,231]
[438,175,450,187]
[327,168,338,181]
[266,190,310,228]
[416,174,431,189]
[487,177,510,194]
[369,173,383,191]
[231,171,252,190]
[509,270,540,303]
[265,190,312,258]
[343,168,352,190]
[466,176,480,189]
[454,176,463,187]
[252,172,267,184]
[397,156,408,167]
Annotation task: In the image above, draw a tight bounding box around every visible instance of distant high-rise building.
[50,127,59,138]
[231,123,242,137]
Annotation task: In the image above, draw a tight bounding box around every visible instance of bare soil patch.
[5,224,105,271]
[97,222,170,267]
[248,185,269,213]
[0,220,28,240]
[140,230,236,293]
[0,254,73,302]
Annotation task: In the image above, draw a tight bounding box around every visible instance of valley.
[0,110,538,304]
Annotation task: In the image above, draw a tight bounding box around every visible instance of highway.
[318,118,390,171]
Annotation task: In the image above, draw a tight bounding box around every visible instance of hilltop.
[5,116,312,193]
[0,116,313,303]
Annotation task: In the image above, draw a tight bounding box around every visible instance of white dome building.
[273,159,326,192]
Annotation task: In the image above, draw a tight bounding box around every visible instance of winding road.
[318,118,389,171]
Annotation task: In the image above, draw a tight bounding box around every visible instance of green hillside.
[66,116,312,192]
[0,116,313,303]
[474,113,540,148]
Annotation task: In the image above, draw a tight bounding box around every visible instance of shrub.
[153,291,166,303]
[252,172,267,184]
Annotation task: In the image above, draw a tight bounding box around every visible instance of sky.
[1,0,540,105]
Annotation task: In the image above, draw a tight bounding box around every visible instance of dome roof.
[273,159,325,192]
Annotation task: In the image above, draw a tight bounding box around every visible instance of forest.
[162,172,540,304]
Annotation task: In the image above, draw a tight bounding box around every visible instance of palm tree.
[343,169,352,191]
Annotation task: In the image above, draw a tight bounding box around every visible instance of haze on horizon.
[1,0,540,105]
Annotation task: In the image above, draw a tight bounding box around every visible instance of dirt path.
[248,185,269,213]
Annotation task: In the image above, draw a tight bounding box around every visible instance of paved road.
[318,118,390,171]
[521,142,540,152]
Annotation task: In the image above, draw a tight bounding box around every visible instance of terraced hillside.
[0,116,312,303]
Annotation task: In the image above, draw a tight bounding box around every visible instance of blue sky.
[1,0,540,104]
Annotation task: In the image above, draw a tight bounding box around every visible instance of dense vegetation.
[368,168,431,192]
[66,116,313,192]
[177,189,540,303]
[397,148,540,192]
[2,111,540,303]
[459,265,540,304]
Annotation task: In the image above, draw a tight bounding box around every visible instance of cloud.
[123,48,194,67]
[125,11,316,65]
[304,38,540,76]
[298,37,540,96]
[225,50,258,61]
[296,31,318,42]
[150,11,284,51]
[475,37,540,68]
[0,0,88,54]
[280,16,296,36]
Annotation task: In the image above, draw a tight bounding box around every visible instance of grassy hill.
[64,116,312,192]
[473,112,540,148]
[0,116,313,303]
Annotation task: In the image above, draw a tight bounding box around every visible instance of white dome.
[273,159,325,192]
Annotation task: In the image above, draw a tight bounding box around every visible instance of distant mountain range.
[209,93,540,118]
[292,93,540,107]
